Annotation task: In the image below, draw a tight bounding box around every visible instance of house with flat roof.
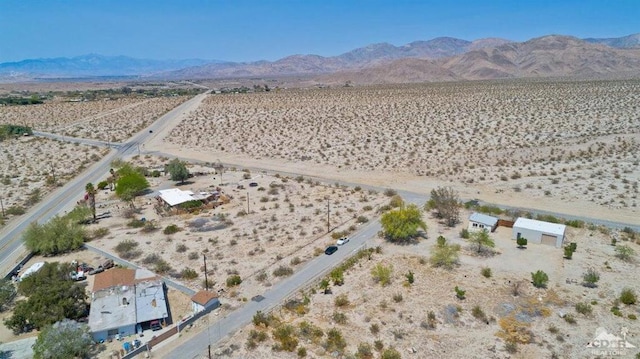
[468,212,498,232]
[157,188,219,208]
[512,218,566,248]
[89,268,168,342]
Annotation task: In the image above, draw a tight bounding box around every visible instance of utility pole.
[49,162,56,184]
[203,254,209,290]
[208,344,212,359]
[0,197,4,217]
[246,192,250,214]
[326,196,330,233]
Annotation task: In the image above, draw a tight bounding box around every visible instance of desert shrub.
[430,241,461,269]
[620,288,637,305]
[564,246,574,259]
[454,286,466,300]
[472,305,487,321]
[460,228,470,239]
[531,270,549,288]
[226,275,242,287]
[324,328,346,353]
[127,219,145,228]
[575,302,592,315]
[392,292,404,303]
[383,188,397,197]
[154,259,172,274]
[356,215,369,224]
[582,268,600,288]
[297,347,307,358]
[298,321,323,343]
[142,253,161,265]
[481,267,492,278]
[256,272,268,282]
[290,257,302,266]
[565,220,585,228]
[176,243,188,253]
[114,239,141,259]
[181,268,198,280]
[615,245,636,261]
[6,206,25,216]
[516,237,527,248]
[374,340,384,352]
[505,341,518,354]
[272,324,298,352]
[388,195,404,208]
[369,323,380,335]
[356,342,374,359]
[371,263,393,286]
[405,270,414,284]
[380,347,402,359]
[140,220,158,233]
[188,251,199,260]
[252,311,277,327]
[97,181,109,190]
[629,314,637,320]
[273,265,294,277]
[332,312,347,325]
[92,227,109,239]
[564,314,576,324]
[497,315,532,344]
[334,294,350,308]
[163,224,180,235]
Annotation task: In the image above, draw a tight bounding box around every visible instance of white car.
[336,237,350,246]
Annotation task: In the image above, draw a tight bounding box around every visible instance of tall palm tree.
[85,182,97,221]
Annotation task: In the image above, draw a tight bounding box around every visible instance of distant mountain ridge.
[0,54,218,79]
[1,33,639,83]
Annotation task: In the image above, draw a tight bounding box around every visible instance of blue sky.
[0,0,638,63]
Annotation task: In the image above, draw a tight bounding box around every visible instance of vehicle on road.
[249,182,258,187]
[336,237,350,246]
[324,245,338,255]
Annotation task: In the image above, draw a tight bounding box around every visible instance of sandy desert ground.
[158,80,638,223]
[0,96,188,142]
[0,136,108,222]
[86,158,390,304]
[0,78,638,358]
[201,216,640,359]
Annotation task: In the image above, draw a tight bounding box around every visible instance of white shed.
[512,218,566,247]
[191,290,220,314]
[468,213,498,232]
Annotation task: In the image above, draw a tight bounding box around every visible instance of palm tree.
[85,182,96,221]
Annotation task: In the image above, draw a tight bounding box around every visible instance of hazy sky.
[1,0,638,63]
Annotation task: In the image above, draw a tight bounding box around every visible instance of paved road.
[162,217,384,359]
[0,93,209,277]
[32,130,118,148]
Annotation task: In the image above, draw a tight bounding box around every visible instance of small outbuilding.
[468,213,498,232]
[512,218,566,248]
[191,290,220,314]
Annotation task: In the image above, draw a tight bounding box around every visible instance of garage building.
[512,218,566,248]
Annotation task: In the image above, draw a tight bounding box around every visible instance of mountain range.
[1,33,640,84]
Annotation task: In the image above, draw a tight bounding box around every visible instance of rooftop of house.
[469,212,498,226]
[135,280,168,323]
[191,290,219,306]
[93,268,136,293]
[514,217,567,236]
[88,285,137,334]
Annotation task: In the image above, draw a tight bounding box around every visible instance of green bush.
[127,219,145,228]
[563,245,574,259]
[226,275,242,287]
[615,245,636,261]
[531,270,549,288]
[163,224,180,235]
[481,267,492,278]
[154,259,172,274]
[454,286,466,300]
[575,302,593,315]
[582,268,600,288]
[371,263,393,286]
[97,181,109,190]
[620,288,637,305]
[334,294,350,308]
[460,229,470,239]
[181,268,198,280]
[516,237,527,248]
[273,265,294,277]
